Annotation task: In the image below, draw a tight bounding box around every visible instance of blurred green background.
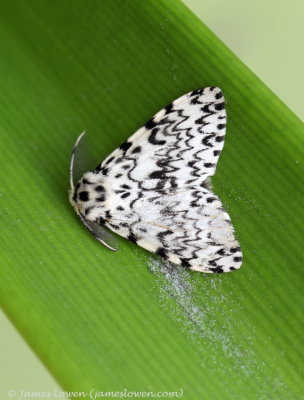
[0,0,302,397]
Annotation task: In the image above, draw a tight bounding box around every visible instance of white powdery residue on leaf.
[148,257,288,398]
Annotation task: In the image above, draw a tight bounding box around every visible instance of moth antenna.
[70,131,86,192]
[78,212,117,252]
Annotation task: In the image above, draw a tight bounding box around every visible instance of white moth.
[69,87,242,273]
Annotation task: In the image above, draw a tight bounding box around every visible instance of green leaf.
[0,0,303,398]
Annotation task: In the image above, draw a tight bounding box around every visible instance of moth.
[69,87,242,273]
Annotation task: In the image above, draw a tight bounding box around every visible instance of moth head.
[69,177,87,215]
[69,172,106,220]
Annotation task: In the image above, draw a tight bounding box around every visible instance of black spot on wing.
[119,141,132,152]
[155,247,168,259]
[180,259,191,268]
[149,170,166,179]
[214,102,225,111]
[164,103,174,114]
[210,266,224,273]
[202,134,215,147]
[145,118,157,130]
[84,206,93,216]
[82,178,92,185]
[190,96,202,105]
[95,185,105,192]
[216,248,226,256]
[200,180,212,190]
[157,230,173,240]
[230,246,241,253]
[79,191,89,201]
[96,195,105,202]
[195,116,205,125]
[148,127,166,145]
[94,163,102,173]
[215,90,224,99]
[191,88,204,96]
[128,232,138,243]
[105,210,112,219]
[202,104,211,113]
[105,156,115,165]
[208,241,222,247]
[122,164,131,170]
[132,146,142,154]
[109,223,120,230]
